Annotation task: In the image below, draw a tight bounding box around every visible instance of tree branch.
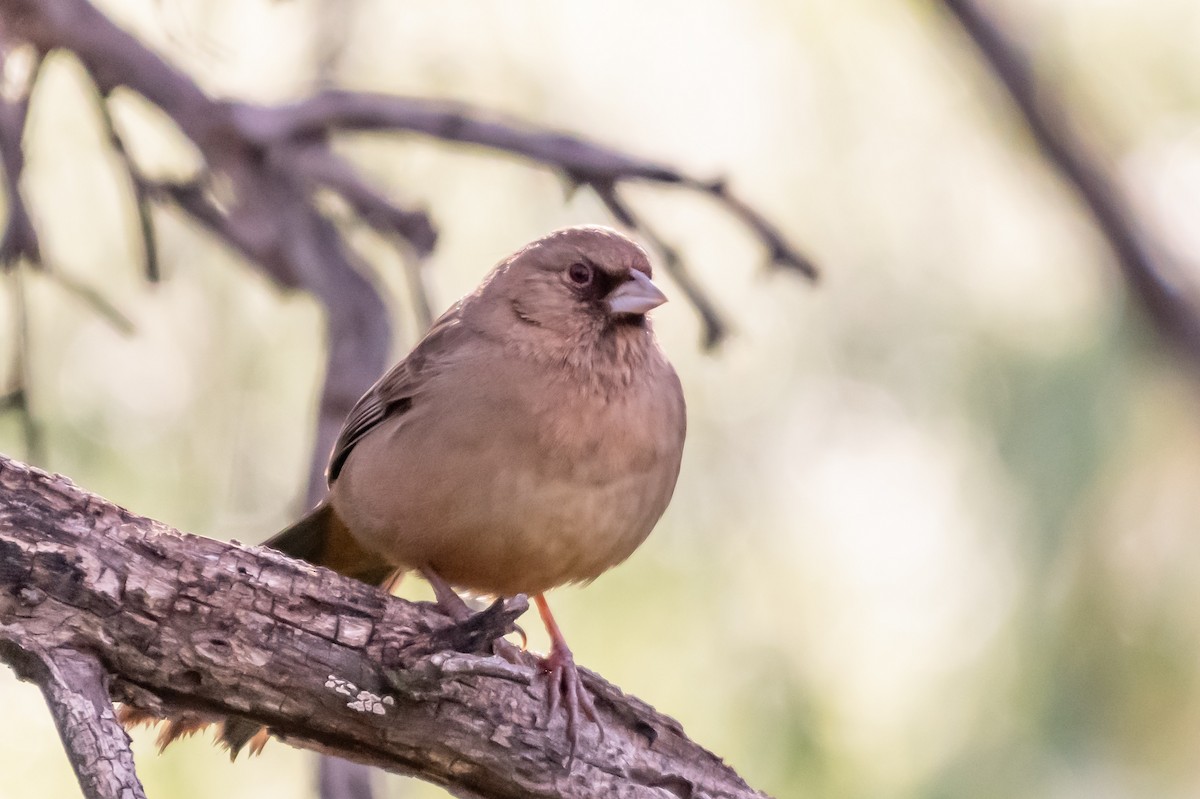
[231,90,821,336]
[939,0,1200,368]
[89,81,160,282]
[0,0,816,356]
[591,181,730,348]
[2,270,42,463]
[0,454,770,799]
[0,639,147,799]
[0,0,396,505]
[0,45,42,270]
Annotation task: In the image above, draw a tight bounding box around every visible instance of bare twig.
[89,84,160,281]
[41,268,135,334]
[4,268,42,463]
[0,46,43,269]
[0,640,147,799]
[232,92,689,182]
[229,91,816,345]
[397,245,435,332]
[282,138,438,257]
[701,177,818,277]
[591,180,730,348]
[0,45,140,314]
[0,49,136,328]
[0,455,773,799]
[939,0,1200,366]
[0,0,396,507]
[232,90,820,282]
[0,44,134,462]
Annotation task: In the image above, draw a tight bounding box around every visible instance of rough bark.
[1,641,147,799]
[0,454,769,799]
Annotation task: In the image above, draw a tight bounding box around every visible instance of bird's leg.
[420,567,527,663]
[381,568,406,596]
[534,593,601,764]
[419,566,472,622]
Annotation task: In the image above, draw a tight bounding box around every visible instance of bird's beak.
[607,270,667,316]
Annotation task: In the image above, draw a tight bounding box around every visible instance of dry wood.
[0,454,769,799]
[1,642,147,799]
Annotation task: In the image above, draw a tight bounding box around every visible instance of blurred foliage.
[4,0,1200,798]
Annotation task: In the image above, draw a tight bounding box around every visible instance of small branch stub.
[0,639,147,799]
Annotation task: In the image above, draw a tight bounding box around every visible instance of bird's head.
[479,226,667,347]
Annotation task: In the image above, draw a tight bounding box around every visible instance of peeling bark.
[0,455,770,799]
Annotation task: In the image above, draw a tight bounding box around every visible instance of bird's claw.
[512,621,528,651]
[491,636,526,665]
[537,642,602,767]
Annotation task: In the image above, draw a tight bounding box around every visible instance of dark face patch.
[563,258,623,307]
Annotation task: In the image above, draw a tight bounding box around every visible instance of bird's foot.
[536,634,602,767]
[532,593,603,767]
[418,571,529,665]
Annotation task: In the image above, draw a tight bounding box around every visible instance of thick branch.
[940,0,1200,368]
[0,455,770,799]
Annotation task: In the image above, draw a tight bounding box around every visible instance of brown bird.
[264,225,686,757]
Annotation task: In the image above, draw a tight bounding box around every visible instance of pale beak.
[606,270,667,316]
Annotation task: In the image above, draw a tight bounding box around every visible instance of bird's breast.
[331,349,685,597]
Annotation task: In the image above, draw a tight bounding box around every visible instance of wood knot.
[17,586,46,606]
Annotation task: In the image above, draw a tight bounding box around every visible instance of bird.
[274,224,686,758]
[122,226,686,762]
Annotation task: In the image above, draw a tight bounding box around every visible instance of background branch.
[0,0,395,507]
[234,91,820,311]
[1,0,815,365]
[89,81,160,283]
[0,45,41,269]
[940,0,1200,368]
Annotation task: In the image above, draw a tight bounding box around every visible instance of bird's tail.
[262,501,336,563]
[264,501,395,585]
[117,706,270,760]
[119,503,395,759]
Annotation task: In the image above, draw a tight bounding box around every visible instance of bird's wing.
[327,302,470,482]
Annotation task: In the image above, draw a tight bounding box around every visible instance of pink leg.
[534,593,601,765]
[381,568,406,596]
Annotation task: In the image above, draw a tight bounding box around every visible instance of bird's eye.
[567,262,592,285]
